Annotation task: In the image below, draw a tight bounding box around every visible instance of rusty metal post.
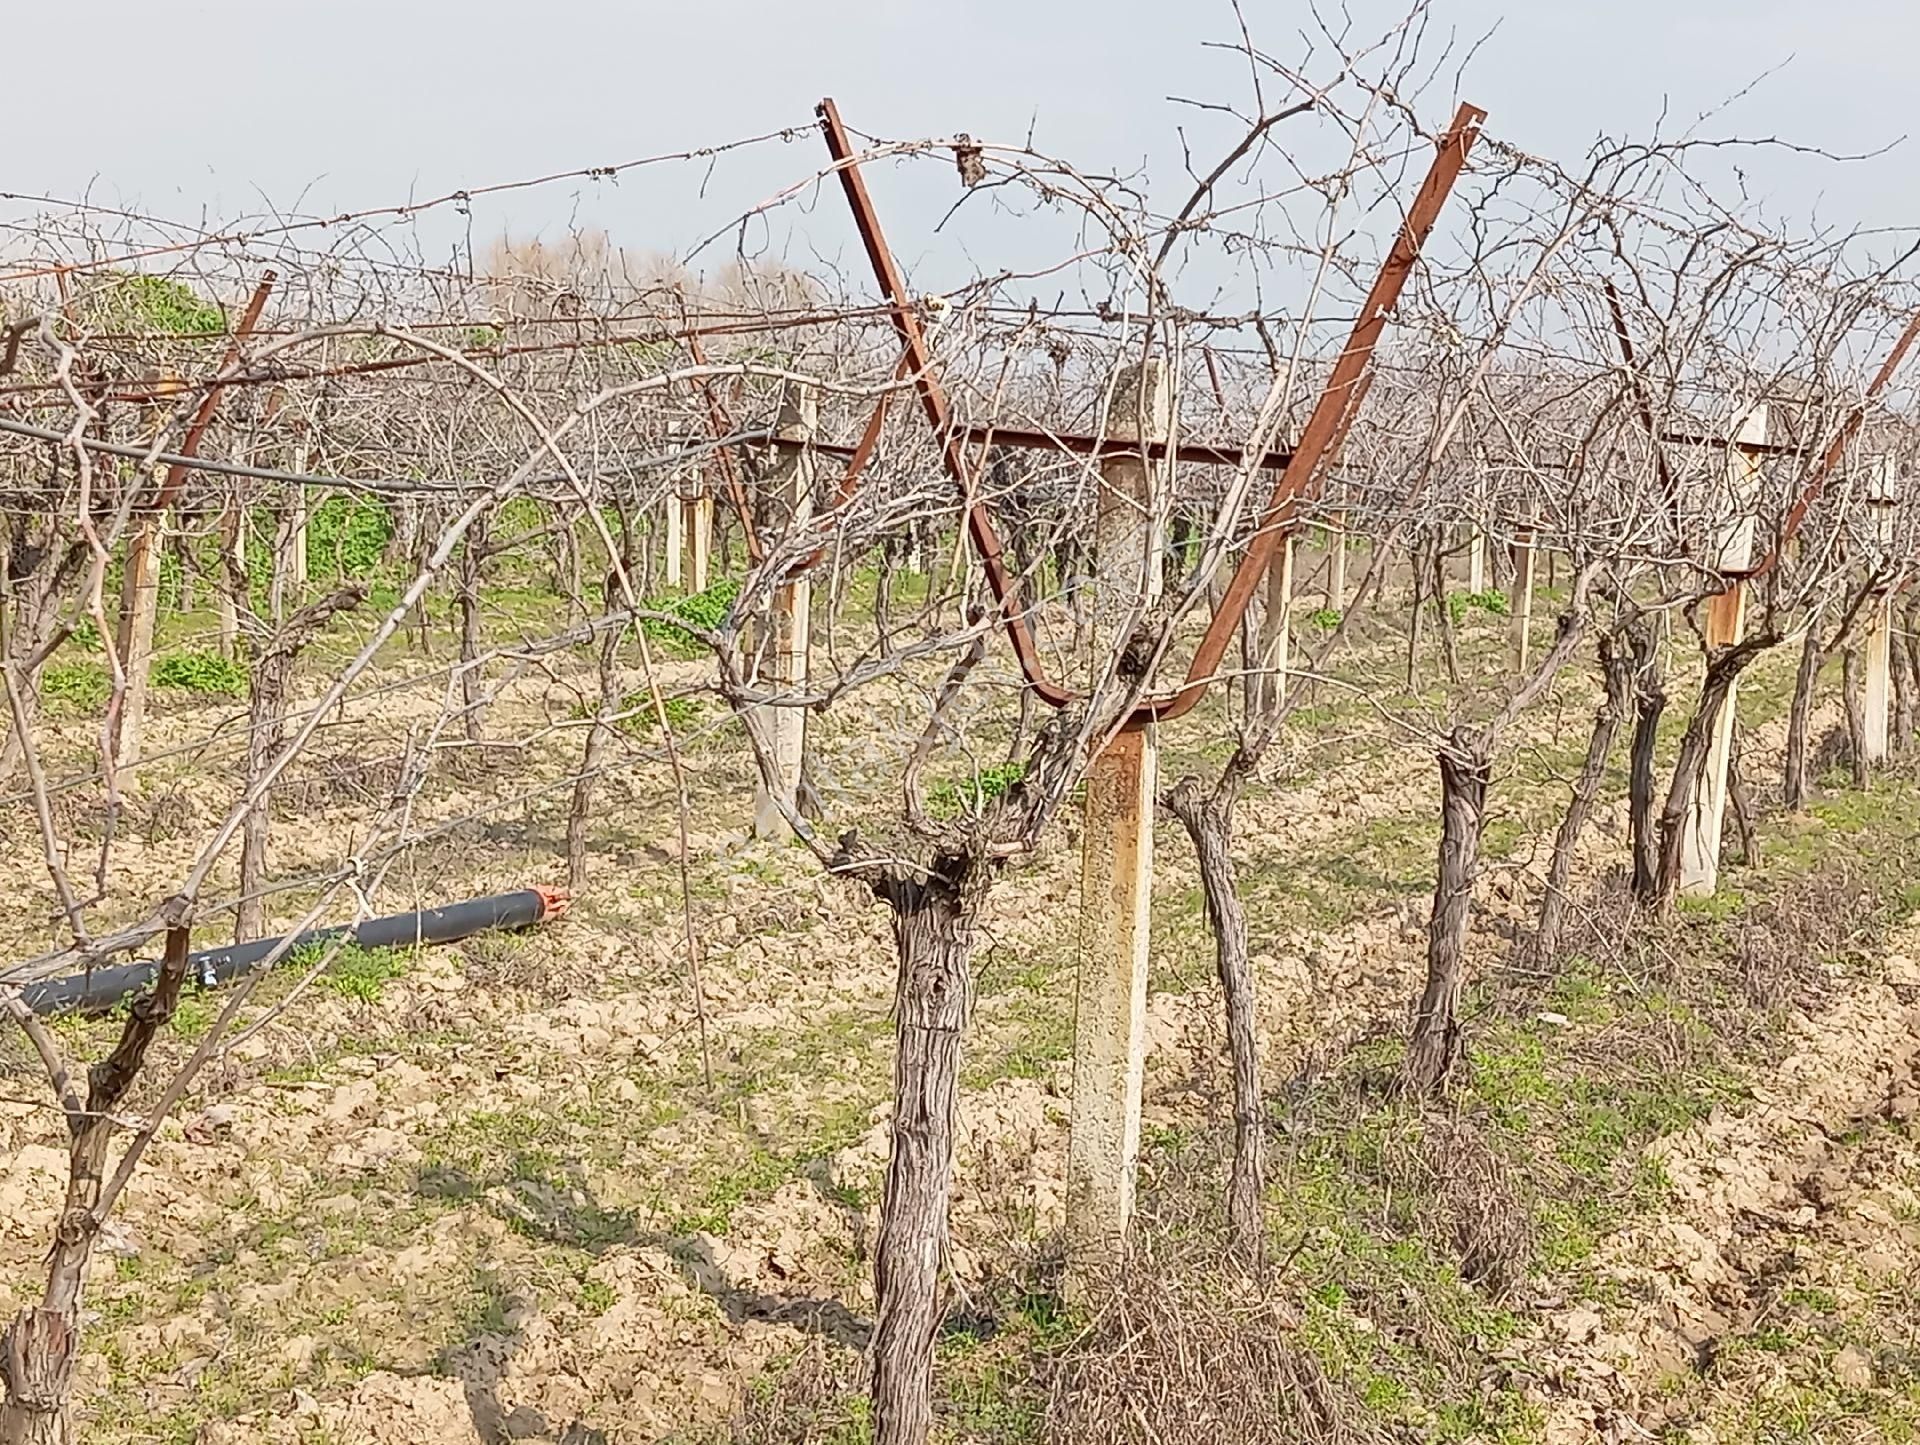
[1067,360,1169,1288]
[1135,101,1486,726]
[815,97,1483,729]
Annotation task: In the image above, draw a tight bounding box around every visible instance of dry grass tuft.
[729,1338,866,1444]
[1379,1112,1534,1299]
[1047,1238,1382,1445]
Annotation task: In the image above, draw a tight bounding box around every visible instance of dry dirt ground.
[3,575,1919,1444]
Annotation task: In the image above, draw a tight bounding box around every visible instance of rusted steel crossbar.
[807,424,1295,472]
[1607,278,1920,584]
[816,96,1485,725]
[149,272,276,512]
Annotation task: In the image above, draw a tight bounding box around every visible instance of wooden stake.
[114,515,163,774]
[754,383,815,839]
[1067,360,1168,1284]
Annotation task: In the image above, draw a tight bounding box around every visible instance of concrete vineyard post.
[1067,360,1169,1288]
[1864,459,1898,767]
[1865,596,1892,766]
[1509,526,1537,672]
[753,382,815,839]
[1680,403,1766,897]
[1328,512,1348,611]
[688,491,714,594]
[1259,526,1297,710]
[665,489,684,590]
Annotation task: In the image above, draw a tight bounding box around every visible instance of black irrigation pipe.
[20,886,568,1016]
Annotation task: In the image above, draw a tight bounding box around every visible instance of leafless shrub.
[730,1338,866,1444]
[1735,864,1865,1011]
[1048,1239,1381,1445]
[271,749,407,814]
[1377,1113,1534,1299]
[1812,722,1855,783]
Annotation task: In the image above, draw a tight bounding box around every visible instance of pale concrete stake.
[217,504,244,659]
[1865,469,1898,767]
[664,492,684,589]
[288,442,309,592]
[753,382,815,839]
[1864,592,1892,766]
[1680,403,1767,898]
[1328,513,1348,611]
[1259,531,1297,709]
[688,492,714,594]
[271,444,310,622]
[1467,526,1486,593]
[1509,526,1537,672]
[1067,360,1169,1284]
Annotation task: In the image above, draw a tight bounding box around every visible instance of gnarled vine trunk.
[457,516,487,744]
[1782,622,1823,811]
[1842,644,1868,789]
[566,623,623,892]
[1166,774,1264,1265]
[1653,643,1763,911]
[1405,733,1490,1094]
[1531,633,1633,967]
[869,854,984,1445]
[2,927,193,1445]
[1627,634,1666,903]
[234,586,365,943]
[1725,722,1759,867]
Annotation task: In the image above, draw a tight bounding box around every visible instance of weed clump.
[928,760,1027,818]
[640,579,740,658]
[153,649,248,697]
[42,661,109,712]
[1445,589,1510,625]
[308,943,410,1003]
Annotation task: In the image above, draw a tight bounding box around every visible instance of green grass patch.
[309,943,410,1003]
[639,579,739,658]
[928,759,1027,819]
[152,649,247,697]
[42,659,109,712]
[1446,589,1510,624]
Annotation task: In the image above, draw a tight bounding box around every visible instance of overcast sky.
[9,0,1913,300]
